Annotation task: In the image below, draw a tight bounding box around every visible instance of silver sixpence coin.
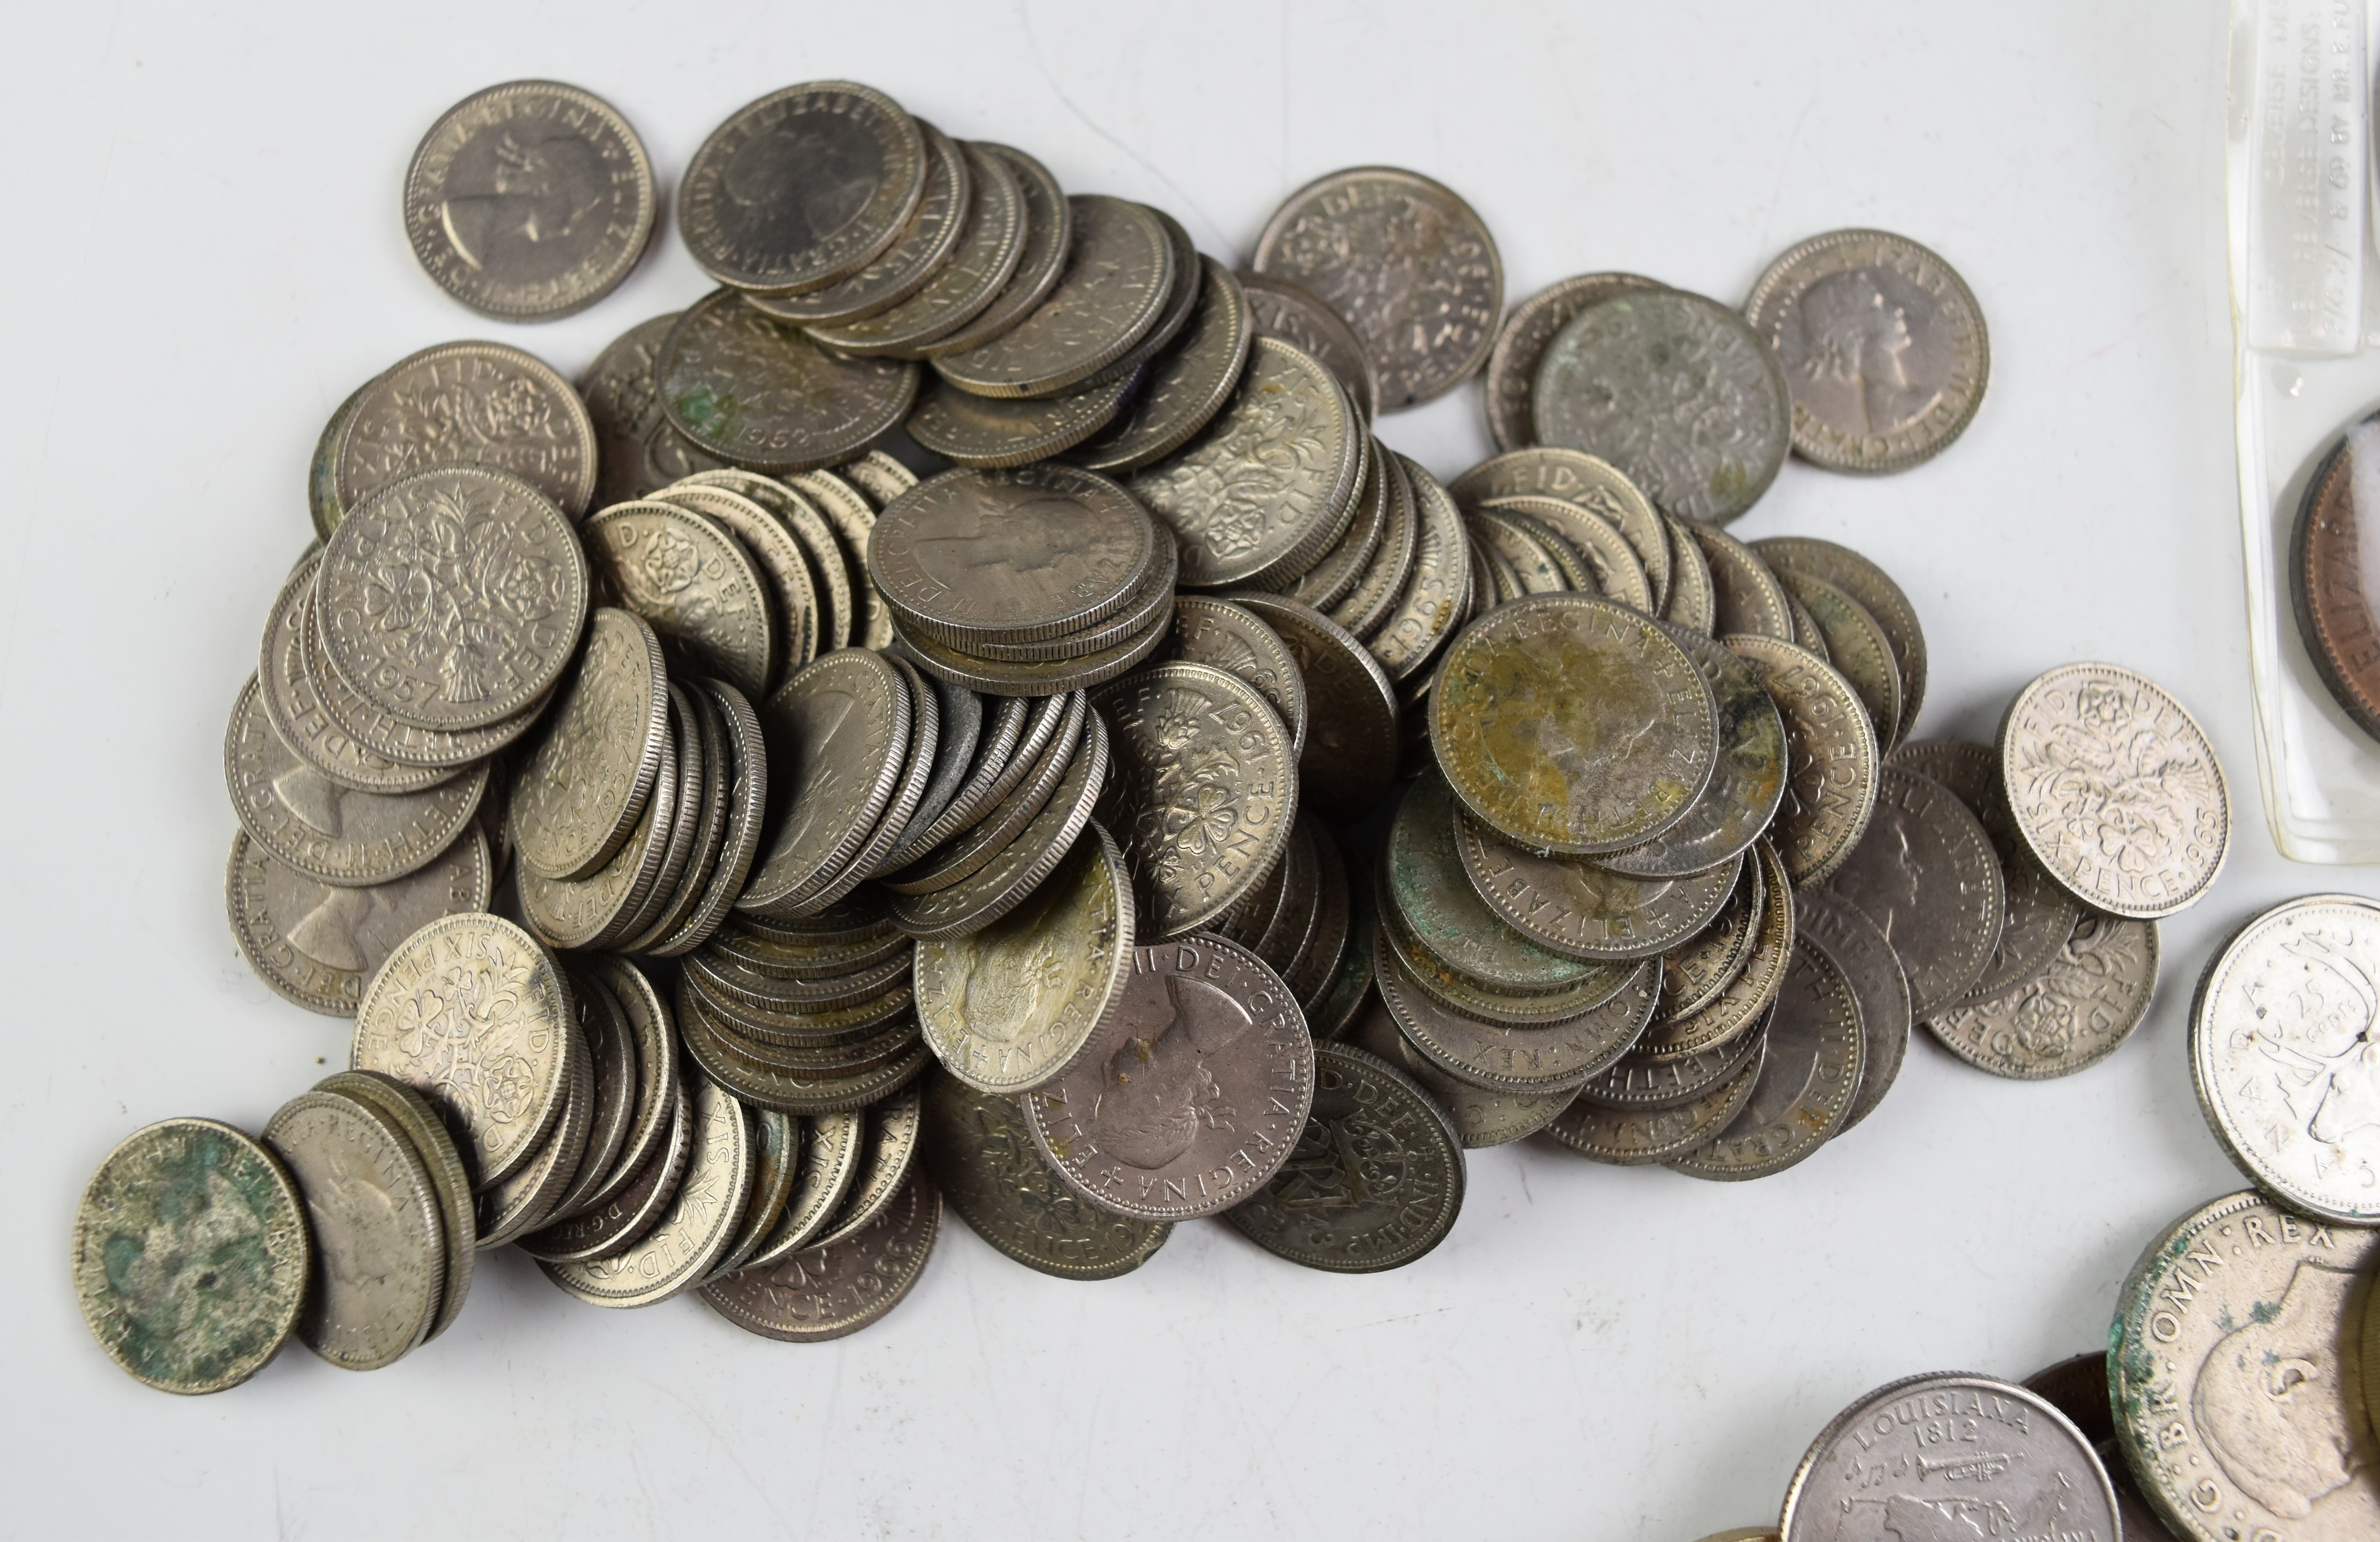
[1792,890,1910,1133]
[1934,910,2157,1080]
[1820,765,2004,1019]
[580,314,733,508]
[657,290,919,474]
[1481,274,1665,452]
[403,81,656,321]
[544,1068,754,1307]
[1752,536,1928,748]
[921,142,1070,358]
[700,1171,940,1342]
[335,341,599,521]
[1226,591,1397,825]
[257,553,456,795]
[262,1089,445,1371]
[509,607,669,881]
[870,464,1155,646]
[802,140,1028,356]
[1594,619,1787,879]
[740,649,913,916]
[1668,936,1863,1181]
[584,499,777,697]
[744,119,972,327]
[226,827,492,1018]
[1159,596,1310,756]
[1075,257,1254,474]
[931,195,1174,398]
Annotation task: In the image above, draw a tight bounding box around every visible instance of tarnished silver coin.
[1288,435,1392,616]
[514,1086,688,1266]
[740,1108,864,1271]
[1999,661,2229,920]
[71,1118,309,1395]
[893,600,1171,697]
[702,1107,800,1282]
[932,195,1174,398]
[257,554,456,796]
[701,1171,940,1342]
[227,827,491,1018]
[1596,620,1787,879]
[311,380,370,540]
[1661,512,1718,634]
[1688,523,1795,642]
[1449,448,1672,612]
[1752,537,1928,746]
[2191,896,2380,1221]
[1934,910,2157,1080]
[335,341,599,521]
[1431,593,1719,855]
[805,141,1028,356]
[745,120,971,327]
[586,498,780,696]
[882,692,1083,896]
[922,143,1070,358]
[1570,1017,1767,1113]
[2112,1191,2380,1542]
[1475,495,1654,612]
[1546,1039,1762,1165]
[740,649,912,915]
[1348,996,1572,1149]
[1376,926,1657,1092]
[318,465,589,732]
[1128,336,1363,590]
[657,290,918,473]
[1781,1374,2115,1542]
[510,607,668,881]
[1792,890,1910,1133]
[1236,271,1379,422]
[581,315,732,508]
[1658,854,1764,1019]
[535,971,639,1228]
[870,464,1155,647]
[1024,935,1316,1221]
[316,1070,476,1343]
[1226,592,1396,825]
[677,82,926,296]
[1668,936,1863,1180]
[903,370,1138,468]
[1386,772,1615,995]
[1221,1041,1464,1272]
[544,1069,754,1306]
[404,81,655,321]
[1251,166,1502,410]
[474,1031,592,1249]
[262,1088,445,1371]
[1640,841,1794,1060]
[1366,454,1469,678]
[1482,274,1665,452]
[1723,634,1879,887]
[1820,765,2003,1019]
[1458,816,1741,964]
[1160,596,1309,756]
[1745,229,1990,474]
[888,725,1109,942]
[514,707,678,951]
[1777,569,1900,747]
[1075,258,1253,474]
[1532,290,1791,525]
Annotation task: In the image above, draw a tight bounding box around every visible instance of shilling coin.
[1751,537,1928,745]
[1998,662,2229,920]
[1226,592,1397,824]
[1723,634,1879,887]
[1075,258,1253,474]
[903,369,1139,468]
[1128,336,1363,590]
[2190,896,2380,1221]
[1091,662,1299,937]
[349,913,582,1188]
[1744,229,1990,474]
[1385,773,1615,995]
[921,143,1070,359]
[71,1118,309,1395]
[1668,936,1863,1180]
[1250,165,1502,410]
[1887,737,2083,1005]
[740,649,912,916]
[870,464,1155,646]
[921,1070,1171,1279]
[335,341,599,520]
[1820,764,2004,1017]
[677,82,926,296]
[257,554,456,796]
[650,481,820,677]
[509,608,669,881]
[1236,271,1378,421]
[403,81,655,321]
[805,141,1027,356]
[1781,1374,2113,1542]
[1792,890,1910,1132]
[1458,818,1741,964]
[226,827,490,1018]
[1290,435,1393,616]
[1348,998,1572,1148]
[657,291,919,473]
[1545,1039,1763,1165]
[745,120,971,327]
[1688,523,1795,642]
[317,1070,476,1342]
[700,1171,940,1342]
[1160,596,1309,756]
[1481,274,1665,453]
[1023,936,1316,1220]
[1376,928,1657,1092]
[544,1070,754,1306]
[582,315,732,507]
[263,1088,446,1369]
[1639,841,1795,1060]
[1220,1042,1464,1272]
[1431,593,1719,855]
[1775,569,1900,746]
[2111,1191,2380,1542]
[1933,910,2157,1080]
[1449,448,1672,612]
[1657,854,1764,1019]
[1365,455,1469,677]
[225,677,487,887]
[805,1086,925,1249]
[742,1109,866,1270]
[318,465,589,732]
[1596,619,1787,879]
[932,195,1174,399]
[887,724,1109,941]
[311,380,370,540]
[1533,290,1791,525]
[914,821,1134,1092]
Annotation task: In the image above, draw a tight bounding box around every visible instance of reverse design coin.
[585,500,776,697]
[1745,229,1990,474]
[1724,634,1879,887]
[226,827,491,1017]
[257,554,455,795]
[1226,591,1397,824]
[335,341,598,520]
[1999,662,2229,919]
[262,1090,445,1371]
[1533,289,1791,525]
[72,1118,309,1395]
[1448,447,1673,611]
[1159,597,1309,756]
[1820,765,2003,1019]
[510,607,669,880]
[403,81,655,321]
[2111,1190,2380,1542]
[1668,937,1863,1180]
[2192,896,2380,1221]
[1023,936,1316,1221]
[1221,1042,1465,1272]
[658,290,918,473]
[920,1070,1170,1280]
[581,315,732,508]
[701,1172,940,1341]
[1251,166,1502,410]
[1482,274,1664,452]
[545,1070,753,1306]
[1932,911,2156,1080]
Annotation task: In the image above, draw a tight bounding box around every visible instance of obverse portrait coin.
[581,315,732,508]
[350,913,580,1188]
[72,1118,309,1395]
[870,464,1154,646]
[1724,634,1879,887]
[510,608,669,880]
[921,1070,1171,1279]
[2191,896,2380,1221]
[403,81,655,321]
[1792,890,1910,1132]
[658,290,919,473]
[1386,773,1612,994]
[932,195,1174,399]
[1532,290,1791,525]
[1482,273,1665,452]
[315,1070,477,1343]
[2000,662,2229,919]
[1237,271,1378,421]
[1376,923,1657,1089]
[701,1172,940,1342]
[544,1070,754,1307]
[804,140,1027,355]
[1744,229,1990,474]
[1251,166,1502,410]
[744,120,971,327]
[335,341,599,520]
[1932,911,2157,1080]
[1820,765,2004,1018]
[1160,596,1309,756]
[262,1090,445,1371]
[914,824,1133,1093]
[1779,1374,2113,1542]
[1226,591,1397,824]
[1546,1039,1763,1165]
[1458,817,1741,964]
[1221,1042,1465,1273]
[1348,998,1573,1149]
[1431,593,1719,855]
[677,82,926,296]
[1023,936,1316,1221]
[1570,1017,1767,1112]
[2111,1190,2380,1542]
[1668,936,1863,1180]
[1596,619,1787,879]
[1075,257,1253,474]
[1751,538,1927,747]
[740,649,912,915]
[226,827,491,1018]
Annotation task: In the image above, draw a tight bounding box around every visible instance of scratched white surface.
[0,3,2335,1537]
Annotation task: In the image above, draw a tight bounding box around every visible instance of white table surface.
[0,2,2316,1536]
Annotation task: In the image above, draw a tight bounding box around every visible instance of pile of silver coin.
[78,88,2376,1540]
